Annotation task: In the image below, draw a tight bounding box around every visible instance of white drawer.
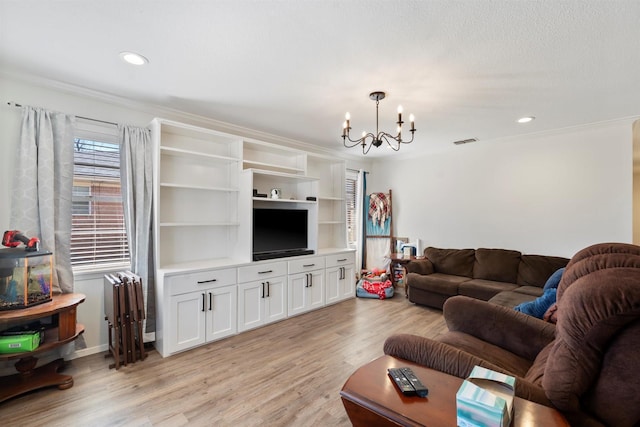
[326,252,355,268]
[238,261,287,283]
[167,268,236,296]
[288,256,325,274]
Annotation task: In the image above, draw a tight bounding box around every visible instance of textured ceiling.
[1,1,639,157]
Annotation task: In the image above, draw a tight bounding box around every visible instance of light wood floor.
[0,292,446,427]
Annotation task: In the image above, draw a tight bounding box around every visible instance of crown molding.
[1,69,367,161]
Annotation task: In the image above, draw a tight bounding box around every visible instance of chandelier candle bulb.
[397,105,403,123]
[410,114,415,131]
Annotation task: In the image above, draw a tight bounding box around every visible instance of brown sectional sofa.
[406,247,569,309]
[385,242,640,426]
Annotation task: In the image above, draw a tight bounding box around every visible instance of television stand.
[253,249,314,261]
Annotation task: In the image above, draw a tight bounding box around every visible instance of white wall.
[369,120,635,258]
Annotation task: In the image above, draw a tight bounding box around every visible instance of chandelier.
[342,91,416,155]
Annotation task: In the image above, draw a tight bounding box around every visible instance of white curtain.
[119,125,155,342]
[354,169,366,275]
[10,107,75,293]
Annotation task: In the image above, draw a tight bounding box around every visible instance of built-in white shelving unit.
[151,119,243,269]
[307,153,347,251]
[150,118,354,358]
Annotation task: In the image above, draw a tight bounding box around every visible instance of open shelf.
[159,222,240,227]
[243,160,304,175]
[252,197,316,204]
[160,183,238,192]
[160,146,240,163]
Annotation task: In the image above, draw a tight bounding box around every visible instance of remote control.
[400,367,429,397]
[388,368,416,395]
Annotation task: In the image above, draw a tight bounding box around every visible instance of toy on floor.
[356,268,394,299]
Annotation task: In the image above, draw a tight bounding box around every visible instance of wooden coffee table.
[340,355,569,427]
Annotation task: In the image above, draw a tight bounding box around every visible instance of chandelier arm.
[379,133,401,151]
[343,132,377,150]
[362,139,375,155]
[379,130,416,145]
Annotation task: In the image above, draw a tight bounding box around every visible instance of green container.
[0,332,42,353]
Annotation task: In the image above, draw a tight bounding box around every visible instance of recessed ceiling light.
[119,51,148,66]
[517,116,535,124]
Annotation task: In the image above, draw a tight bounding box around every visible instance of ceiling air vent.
[453,138,478,145]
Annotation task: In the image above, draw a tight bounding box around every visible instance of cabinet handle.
[305,273,309,288]
[209,292,212,311]
[303,264,315,268]
[309,273,313,287]
[261,282,265,299]
[266,281,270,297]
[338,258,347,262]
[197,279,217,284]
[202,293,206,312]
[258,270,273,274]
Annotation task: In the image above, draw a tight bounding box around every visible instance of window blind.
[71,121,130,270]
[345,170,358,245]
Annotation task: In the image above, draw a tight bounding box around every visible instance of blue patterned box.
[456,366,515,427]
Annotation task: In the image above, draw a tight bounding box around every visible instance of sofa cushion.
[424,247,475,277]
[517,254,569,287]
[472,248,521,283]
[407,272,469,296]
[488,290,537,307]
[459,279,519,301]
[513,285,545,296]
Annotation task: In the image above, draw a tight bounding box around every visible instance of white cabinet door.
[339,265,355,300]
[238,277,287,331]
[288,273,308,317]
[170,291,207,353]
[325,252,356,303]
[264,277,287,324]
[325,267,341,306]
[205,285,237,342]
[237,280,265,333]
[308,270,325,311]
[288,270,324,316]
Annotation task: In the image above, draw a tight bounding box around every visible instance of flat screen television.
[252,208,313,261]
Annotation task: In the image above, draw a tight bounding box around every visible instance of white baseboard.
[69,344,108,360]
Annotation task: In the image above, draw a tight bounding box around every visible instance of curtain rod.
[347,168,368,174]
[6,101,119,127]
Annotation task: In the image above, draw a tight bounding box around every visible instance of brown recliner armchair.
[384,243,640,427]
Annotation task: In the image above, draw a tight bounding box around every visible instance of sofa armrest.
[383,334,551,406]
[405,258,434,275]
[443,295,556,361]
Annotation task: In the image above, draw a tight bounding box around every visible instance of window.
[345,170,358,246]
[71,120,130,270]
[72,185,91,215]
